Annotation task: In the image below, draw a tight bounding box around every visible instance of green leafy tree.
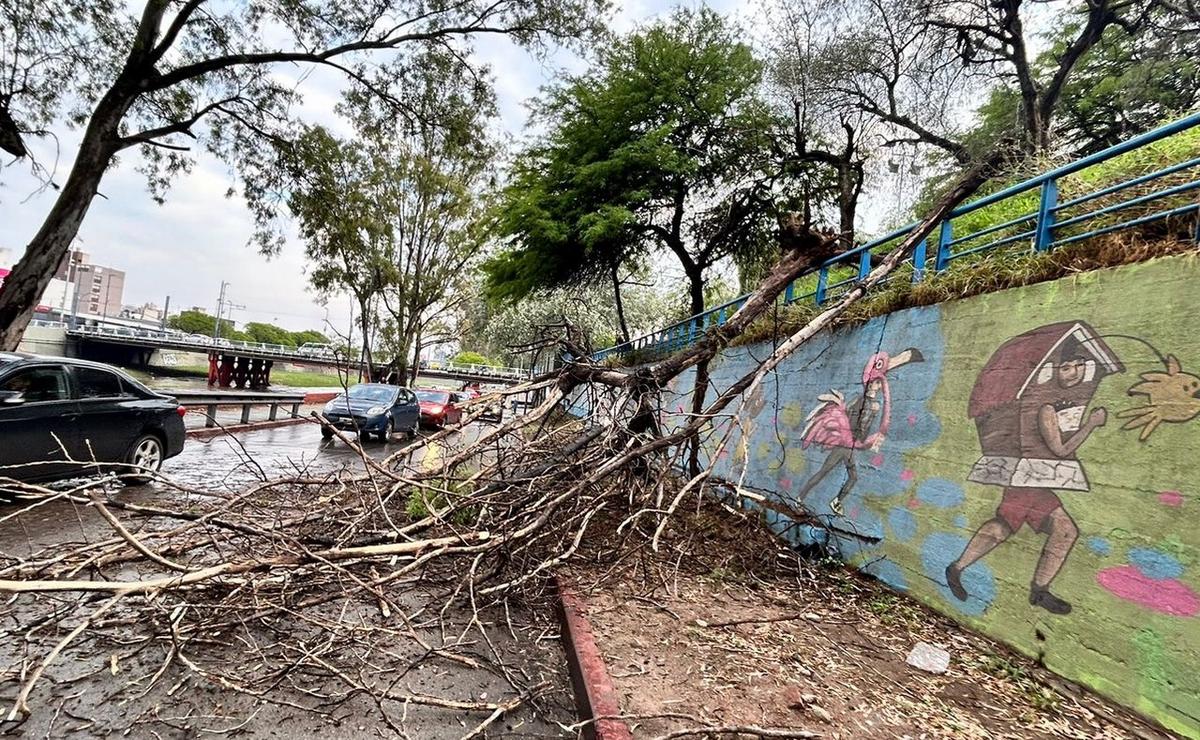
[957,16,1199,162]
[243,322,296,347]
[346,54,498,385]
[451,351,498,367]
[1040,21,1199,155]
[290,329,331,347]
[485,8,782,318]
[0,0,604,350]
[283,126,397,375]
[167,309,226,337]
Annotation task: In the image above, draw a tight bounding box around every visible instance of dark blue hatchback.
[321,384,419,441]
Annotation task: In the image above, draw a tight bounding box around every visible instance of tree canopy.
[485,8,787,317]
[0,0,604,350]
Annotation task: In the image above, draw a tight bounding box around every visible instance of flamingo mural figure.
[796,348,925,515]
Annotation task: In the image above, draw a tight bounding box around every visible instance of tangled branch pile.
[0,162,998,737]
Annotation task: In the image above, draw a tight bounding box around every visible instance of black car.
[0,354,187,487]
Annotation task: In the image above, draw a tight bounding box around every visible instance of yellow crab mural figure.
[1118,355,1200,440]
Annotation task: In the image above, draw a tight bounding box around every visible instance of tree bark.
[0,96,129,350]
[685,267,705,318]
[611,264,630,344]
[358,300,374,383]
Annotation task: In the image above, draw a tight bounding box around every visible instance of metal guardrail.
[68,324,328,361]
[595,110,1200,361]
[421,360,529,380]
[66,325,530,379]
[170,389,308,428]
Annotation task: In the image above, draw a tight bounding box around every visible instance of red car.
[416,388,463,429]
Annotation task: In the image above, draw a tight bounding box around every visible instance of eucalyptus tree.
[0,0,604,350]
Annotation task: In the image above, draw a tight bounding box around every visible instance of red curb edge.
[553,577,633,740]
[304,391,338,404]
[186,417,309,439]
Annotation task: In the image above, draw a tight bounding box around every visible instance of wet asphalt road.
[0,423,575,738]
[0,422,479,558]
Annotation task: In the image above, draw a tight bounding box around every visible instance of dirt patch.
[569,508,1178,740]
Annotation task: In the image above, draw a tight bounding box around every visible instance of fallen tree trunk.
[0,152,1006,733]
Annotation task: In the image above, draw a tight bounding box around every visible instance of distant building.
[55,251,125,317]
[120,302,164,322]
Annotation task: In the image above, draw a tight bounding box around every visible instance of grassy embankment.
[612,125,1200,364]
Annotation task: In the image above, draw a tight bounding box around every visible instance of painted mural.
[655,254,1200,737]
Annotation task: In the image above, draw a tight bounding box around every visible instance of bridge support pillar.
[207,353,274,389]
[247,358,273,390]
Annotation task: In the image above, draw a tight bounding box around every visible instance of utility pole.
[161,295,170,330]
[214,281,229,338]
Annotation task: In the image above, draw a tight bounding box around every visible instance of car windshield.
[416,390,449,404]
[346,385,395,403]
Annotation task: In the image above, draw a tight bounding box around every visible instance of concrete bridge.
[20,322,531,390]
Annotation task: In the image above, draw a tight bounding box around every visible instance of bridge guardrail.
[67,324,533,380]
[594,110,1200,361]
[170,389,308,428]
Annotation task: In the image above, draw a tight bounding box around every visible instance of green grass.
[163,364,351,388]
[404,480,478,526]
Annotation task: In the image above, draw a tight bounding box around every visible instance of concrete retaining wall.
[651,253,1200,736]
[16,325,67,356]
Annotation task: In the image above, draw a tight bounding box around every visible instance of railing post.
[783,281,794,304]
[858,250,871,281]
[1034,178,1058,252]
[815,267,828,305]
[206,404,217,428]
[934,220,954,272]
[686,318,697,346]
[241,404,251,425]
[912,238,928,282]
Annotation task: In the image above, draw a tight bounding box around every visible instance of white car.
[297,343,335,357]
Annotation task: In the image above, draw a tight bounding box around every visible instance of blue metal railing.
[594,110,1200,362]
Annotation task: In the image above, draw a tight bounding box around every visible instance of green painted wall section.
[659,253,1200,736]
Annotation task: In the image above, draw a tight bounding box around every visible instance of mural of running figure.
[946,321,1123,615]
[797,348,925,515]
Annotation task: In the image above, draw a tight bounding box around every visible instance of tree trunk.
[685,268,705,318]
[686,358,711,476]
[0,98,128,350]
[358,303,374,383]
[611,264,630,344]
[837,163,859,249]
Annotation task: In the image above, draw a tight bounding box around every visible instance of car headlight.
[366,406,387,416]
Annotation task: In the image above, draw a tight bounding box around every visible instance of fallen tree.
[0,154,1005,735]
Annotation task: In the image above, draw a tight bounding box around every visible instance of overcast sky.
[0,0,749,334]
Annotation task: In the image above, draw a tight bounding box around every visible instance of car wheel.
[121,434,164,486]
[378,417,394,442]
[408,420,419,440]
[321,426,335,439]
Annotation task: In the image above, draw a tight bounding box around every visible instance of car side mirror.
[0,390,26,405]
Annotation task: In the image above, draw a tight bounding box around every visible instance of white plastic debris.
[906,641,950,674]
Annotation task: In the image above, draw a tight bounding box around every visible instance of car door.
[0,364,81,482]
[397,389,419,429]
[72,365,140,465]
